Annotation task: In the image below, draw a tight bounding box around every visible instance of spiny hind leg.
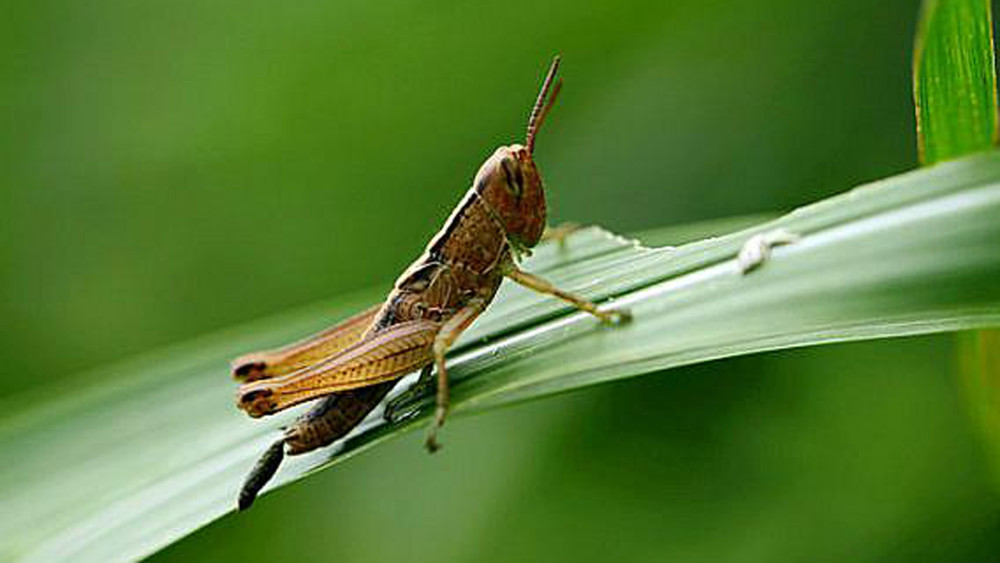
[425,298,488,453]
[503,264,631,324]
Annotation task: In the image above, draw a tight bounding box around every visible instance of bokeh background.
[3,0,998,560]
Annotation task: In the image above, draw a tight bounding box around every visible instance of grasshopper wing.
[237,319,439,416]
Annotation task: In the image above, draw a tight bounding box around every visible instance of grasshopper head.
[474,56,562,251]
[474,144,547,250]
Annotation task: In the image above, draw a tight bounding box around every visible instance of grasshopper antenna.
[525,55,563,154]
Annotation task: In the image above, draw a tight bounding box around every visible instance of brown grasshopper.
[232,56,630,510]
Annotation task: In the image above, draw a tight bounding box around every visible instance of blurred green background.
[3,0,998,560]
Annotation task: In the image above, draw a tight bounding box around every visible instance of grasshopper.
[232,56,630,510]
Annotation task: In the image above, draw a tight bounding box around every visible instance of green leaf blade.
[914,0,999,164]
[2,152,1000,561]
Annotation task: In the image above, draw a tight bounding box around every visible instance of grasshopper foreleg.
[503,265,631,324]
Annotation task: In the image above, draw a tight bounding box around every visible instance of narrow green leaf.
[914,0,998,164]
[3,151,1000,561]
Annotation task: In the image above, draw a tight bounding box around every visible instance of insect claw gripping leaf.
[232,56,632,508]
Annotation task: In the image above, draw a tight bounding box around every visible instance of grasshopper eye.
[500,158,524,197]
